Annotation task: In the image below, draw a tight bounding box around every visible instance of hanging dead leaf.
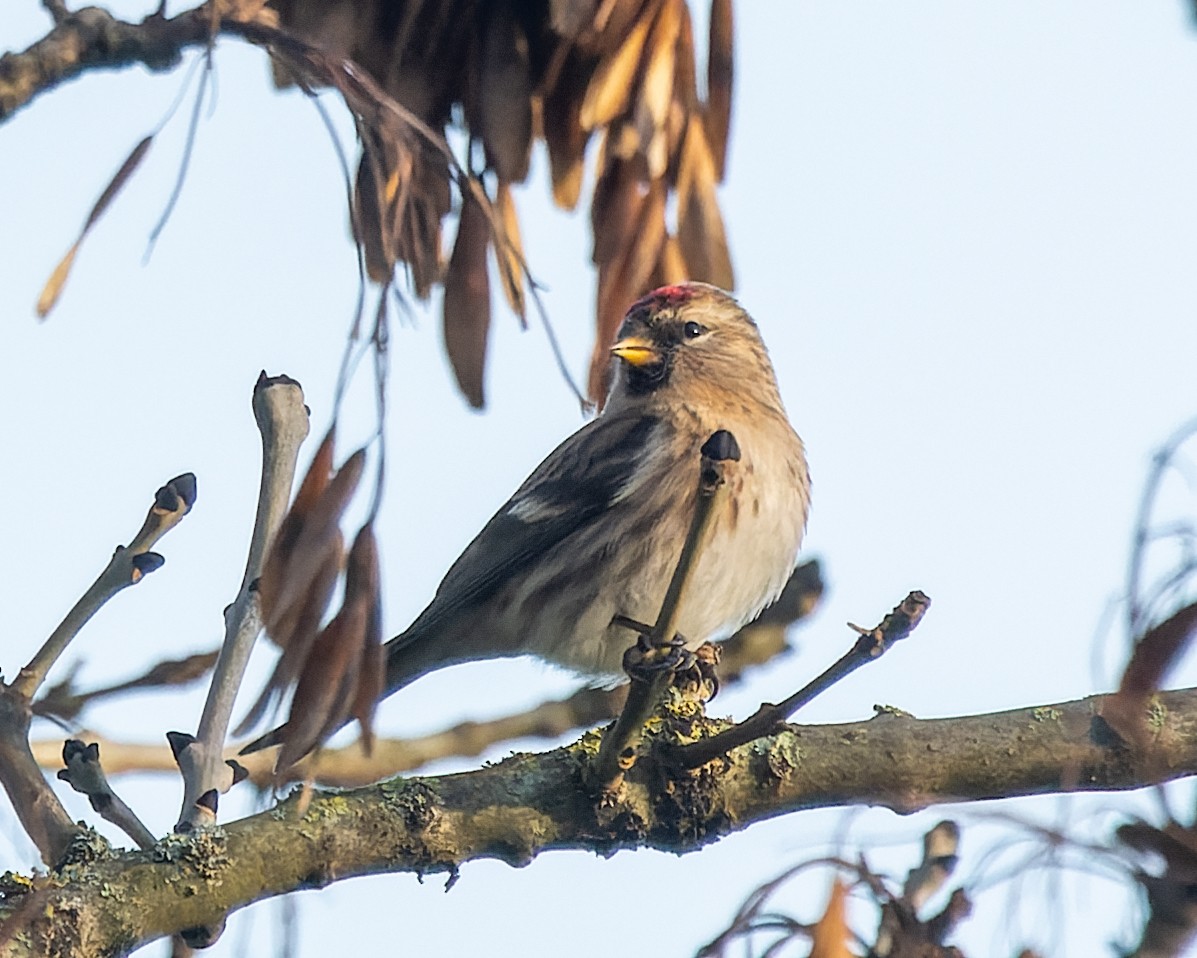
[261,447,367,635]
[493,181,527,321]
[705,0,734,180]
[257,430,336,630]
[235,535,342,736]
[37,135,154,319]
[676,116,734,288]
[656,233,689,285]
[479,2,534,183]
[579,6,655,130]
[591,155,644,267]
[443,188,492,408]
[809,879,853,958]
[635,0,681,178]
[274,593,369,774]
[343,523,384,754]
[542,52,592,210]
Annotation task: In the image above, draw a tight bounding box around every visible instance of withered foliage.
[240,430,383,774]
[266,0,737,404]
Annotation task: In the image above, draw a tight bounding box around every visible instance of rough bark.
[3,687,1196,957]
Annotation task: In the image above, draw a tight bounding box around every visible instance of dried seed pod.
[493,181,527,320]
[442,190,492,408]
[542,51,593,210]
[676,116,734,289]
[705,0,734,180]
[479,2,534,183]
[579,9,654,130]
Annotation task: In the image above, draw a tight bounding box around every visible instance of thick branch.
[5,687,1197,956]
[0,7,209,121]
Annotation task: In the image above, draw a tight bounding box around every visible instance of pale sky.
[5,2,1197,955]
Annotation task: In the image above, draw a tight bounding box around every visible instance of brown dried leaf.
[344,524,383,754]
[274,595,368,774]
[257,429,337,630]
[263,448,367,632]
[635,0,681,178]
[479,3,534,183]
[493,181,527,321]
[354,146,393,284]
[656,233,689,285]
[810,879,852,958]
[38,135,154,319]
[235,535,342,736]
[676,116,734,288]
[579,7,654,130]
[672,0,698,113]
[705,0,734,180]
[590,155,644,267]
[443,190,492,408]
[542,51,593,210]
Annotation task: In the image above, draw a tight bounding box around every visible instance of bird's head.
[606,283,781,410]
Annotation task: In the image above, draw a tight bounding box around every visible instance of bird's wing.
[392,411,661,648]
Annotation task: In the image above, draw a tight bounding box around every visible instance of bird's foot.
[672,641,721,703]
[622,632,696,682]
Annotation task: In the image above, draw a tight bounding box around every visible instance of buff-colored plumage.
[382,282,810,691]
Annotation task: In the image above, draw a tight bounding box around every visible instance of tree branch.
[5,686,1197,957]
[0,6,209,122]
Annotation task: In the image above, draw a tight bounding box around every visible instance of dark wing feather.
[387,412,659,655]
[239,412,659,757]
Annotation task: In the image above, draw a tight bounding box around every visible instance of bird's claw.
[672,641,722,702]
[622,632,696,682]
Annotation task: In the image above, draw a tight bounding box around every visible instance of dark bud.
[169,473,197,510]
[701,429,741,462]
[180,917,226,949]
[196,789,219,814]
[132,552,165,576]
[165,731,196,761]
[154,484,179,512]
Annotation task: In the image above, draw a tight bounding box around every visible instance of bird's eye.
[683,321,706,339]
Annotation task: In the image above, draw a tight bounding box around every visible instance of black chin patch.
[623,356,673,394]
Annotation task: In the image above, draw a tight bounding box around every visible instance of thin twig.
[13,474,196,700]
[57,740,155,850]
[174,373,308,830]
[589,429,739,787]
[665,591,931,769]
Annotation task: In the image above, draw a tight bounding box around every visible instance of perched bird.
[381,282,810,693]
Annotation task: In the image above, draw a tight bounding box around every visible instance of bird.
[243,282,810,758]
[380,282,810,693]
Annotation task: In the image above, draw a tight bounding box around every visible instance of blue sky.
[5,2,1197,955]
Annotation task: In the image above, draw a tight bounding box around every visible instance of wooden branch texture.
[5,687,1197,957]
[0,7,208,121]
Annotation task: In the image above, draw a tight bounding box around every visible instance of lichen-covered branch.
[0,6,209,121]
[5,687,1197,957]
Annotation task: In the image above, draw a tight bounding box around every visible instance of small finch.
[382,282,810,691]
[244,283,809,757]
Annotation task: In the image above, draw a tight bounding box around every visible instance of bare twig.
[665,590,930,769]
[174,373,308,831]
[34,650,218,723]
[0,687,77,864]
[57,740,155,850]
[13,474,196,700]
[589,429,739,787]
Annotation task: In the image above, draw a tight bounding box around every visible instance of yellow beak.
[610,336,660,367]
